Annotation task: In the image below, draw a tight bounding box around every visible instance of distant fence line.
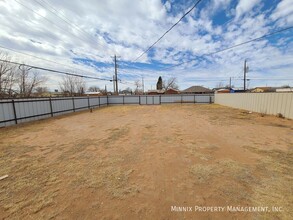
[0,94,214,127]
[215,93,293,119]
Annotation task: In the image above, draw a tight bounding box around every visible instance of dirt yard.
[0,104,292,219]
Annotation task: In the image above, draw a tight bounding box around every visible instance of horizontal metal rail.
[0,95,214,127]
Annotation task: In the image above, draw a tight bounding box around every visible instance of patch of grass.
[75,165,139,198]
[62,152,138,199]
[242,146,293,220]
[100,168,139,198]
[188,145,213,161]
[0,155,61,218]
[218,183,251,203]
[203,104,224,109]
[144,125,153,129]
[259,112,266,117]
[269,123,290,128]
[102,126,130,148]
[213,159,256,204]
[217,159,255,184]
[190,164,222,183]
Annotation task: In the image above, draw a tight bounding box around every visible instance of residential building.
[181,86,213,94]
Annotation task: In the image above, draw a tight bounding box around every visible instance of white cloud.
[235,0,261,19]
[271,0,293,27]
[164,1,171,11]
[0,0,292,91]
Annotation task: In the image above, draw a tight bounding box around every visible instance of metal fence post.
[106,96,109,106]
[181,95,183,104]
[87,96,90,109]
[72,97,75,112]
[194,95,196,104]
[49,98,54,117]
[209,96,212,104]
[99,96,101,107]
[139,95,141,105]
[159,95,161,105]
[123,95,125,105]
[12,99,18,124]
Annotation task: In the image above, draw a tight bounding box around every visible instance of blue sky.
[0,0,292,91]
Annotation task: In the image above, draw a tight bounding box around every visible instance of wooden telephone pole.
[114,55,118,95]
[112,55,120,95]
[243,60,248,91]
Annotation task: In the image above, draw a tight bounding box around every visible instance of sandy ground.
[0,104,292,220]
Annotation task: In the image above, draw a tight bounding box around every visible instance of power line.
[133,0,204,61]
[160,26,293,71]
[0,59,112,81]
[0,45,78,71]
[0,45,114,80]
[14,0,112,56]
[9,0,116,80]
[14,0,91,45]
[31,0,113,56]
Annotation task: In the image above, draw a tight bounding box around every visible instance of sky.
[0,0,292,91]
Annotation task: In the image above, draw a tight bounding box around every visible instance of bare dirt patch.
[0,104,292,219]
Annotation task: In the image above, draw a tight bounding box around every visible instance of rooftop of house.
[147,90,165,94]
[165,88,180,91]
[84,91,101,95]
[182,86,212,93]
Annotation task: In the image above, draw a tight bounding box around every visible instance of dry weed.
[190,164,222,183]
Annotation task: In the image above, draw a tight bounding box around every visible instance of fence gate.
[139,95,160,105]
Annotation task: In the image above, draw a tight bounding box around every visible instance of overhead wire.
[9,0,117,80]
[158,26,293,71]
[14,0,90,45]
[14,0,115,60]
[133,0,204,61]
[0,45,111,79]
[31,0,114,56]
[9,1,293,86]
[0,59,112,81]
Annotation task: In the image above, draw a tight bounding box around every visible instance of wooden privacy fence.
[0,94,214,127]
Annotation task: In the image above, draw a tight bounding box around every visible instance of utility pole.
[111,54,120,95]
[113,75,116,94]
[142,76,144,94]
[243,60,248,91]
[114,55,118,95]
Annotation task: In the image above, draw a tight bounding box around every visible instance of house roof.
[182,86,212,93]
[84,91,101,95]
[252,87,277,92]
[147,90,165,94]
[166,88,180,91]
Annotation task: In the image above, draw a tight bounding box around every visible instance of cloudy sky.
[0,0,292,91]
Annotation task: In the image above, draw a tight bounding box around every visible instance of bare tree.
[88,86,100,92]
[215,82,224,88]
[59,75,75,96]
[124,87,132,93]
[162,77,179,90]
[134,80,143,95]
[75,77,86,95]
[0,52,17,97]
[34,86,49,96]
[59,75,86,96]
[215,81,232,89]
[18,65,46,97]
